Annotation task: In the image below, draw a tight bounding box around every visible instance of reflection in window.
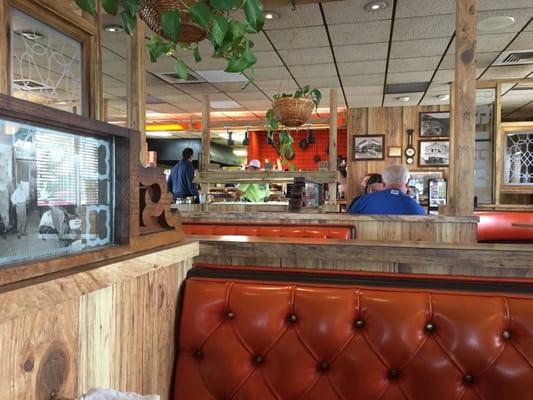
[10,8,82,114]
[0,119,114,267]
[504,132,533,185]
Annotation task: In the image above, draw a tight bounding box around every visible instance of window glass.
[10,8,83,114]
[504,131,533,185]
[0,118,114,267]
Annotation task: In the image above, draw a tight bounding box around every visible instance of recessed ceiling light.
[104,24,124,33]
[364,1,388,11]
[263,11,280,20]
[478,16,515,32]
[20,30,44,40]
[398,96,410,102]
[438,94,450,101]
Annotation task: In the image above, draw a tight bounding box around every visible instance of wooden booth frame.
[0,95,185,286]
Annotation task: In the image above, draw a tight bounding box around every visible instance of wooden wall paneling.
[201,95,211,172]
[0,300,80,399]
[346,108,367,201]
[0,0,9,95]
[449,0,477,215]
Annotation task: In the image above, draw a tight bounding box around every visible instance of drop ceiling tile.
[389,57,441,73]
[258,80,299,91]
[147,103,183,113]
[394,15,455,41]
[342,74,384,86]
[479,0,533,10]
[439,52,499,69]
[329,20,391,45]
[390,38,450,59]
[211,82,256,93]
[104,86,126,96]
[396,0,454,18]
[433,69,455,83]
[102,47,124,62]
[102,74,126,88]
[344,86,383,95]
[290,63,337,78]
[279,47,334,65]
[254,66,289,80]
[482,65,533,80]
[174,83,220,95]
[323,0,393,25]
[252,51,284,68]
[302,76,341,88]
[262,4,323,29]
[419,97,447,106]
[477,9,533,34]
[508,31,533,51]
[224,90,268,101]
[146,83,188,96]
[265,26,328,50]
[338,60,386,75]
[346,95,382,107]
[334,43,388,62]
[239,100,272,110]
[157,94,198,104]
[146,56,180,73]
[387,71,433,84]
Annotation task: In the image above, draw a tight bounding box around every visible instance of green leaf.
[302,85,310,93]
[193,47,202,62]
[311,88,322,107]
[74,0,96,17]
[122,0,141,17]
[210,0,238,11]
[121,11,137,35]
[102,0,118,15]
[211,14,229,47]
[189,2,210,31]
[225,56,247,73]
[294,90,302,98]
[229,21,247,47]
[242,47,257,68]
[243,0,264,33]
[175,59,189,80]
[161,10,181,43]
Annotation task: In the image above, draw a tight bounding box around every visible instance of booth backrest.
[183,222,354,239]
[475,211,533,242]
[173,267,533,400]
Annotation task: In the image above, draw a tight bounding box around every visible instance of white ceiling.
[99,0,533,124]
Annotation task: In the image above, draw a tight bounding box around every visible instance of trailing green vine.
[75,0,264,80]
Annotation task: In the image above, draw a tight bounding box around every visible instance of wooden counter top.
[476,204,533,211]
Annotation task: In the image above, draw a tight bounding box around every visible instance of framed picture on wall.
[418,139,449,167]
[420,112,450,137]
[353,135,385,161]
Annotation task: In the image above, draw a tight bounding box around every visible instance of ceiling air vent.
[494,50,533,66]
[155,71,205,84]
[13,79,53,91]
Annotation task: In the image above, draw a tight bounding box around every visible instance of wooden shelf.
[196,170,337,184]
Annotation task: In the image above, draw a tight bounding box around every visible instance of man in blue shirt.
[348,165,425,215]
[167,148,199,202]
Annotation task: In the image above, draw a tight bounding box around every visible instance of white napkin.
[82,388,159,400]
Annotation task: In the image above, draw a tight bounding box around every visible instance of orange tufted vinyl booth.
[182,222,355,239]
[475,211,533,242]
[173,265,533,400]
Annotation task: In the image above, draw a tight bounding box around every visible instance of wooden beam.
[0,0,9,95]
[196,170,337,184]
[494,82,502,204]
[329,88,338,204]
[449,0,477,215]
[127,19,147,166]
[200,95,211,171]
[89,0,103,120]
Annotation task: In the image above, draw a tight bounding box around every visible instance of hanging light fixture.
[227,129,234,146]
[242,127,250,145]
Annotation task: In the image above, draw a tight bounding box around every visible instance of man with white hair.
[348,164,425,215]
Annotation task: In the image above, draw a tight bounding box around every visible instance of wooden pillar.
[200,95,211,171]
[0,0,10,95]
[329,88,338,204]
[448,0,477,215]
[493,82,502,205]
[89,1,103,120]
[127,19,147,166]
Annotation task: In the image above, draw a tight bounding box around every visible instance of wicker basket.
[140,0,207,43]
[272,97,314,127]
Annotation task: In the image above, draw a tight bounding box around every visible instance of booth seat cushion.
[475,211,533,242]
[174,273,533,400]
[183,223,354,239]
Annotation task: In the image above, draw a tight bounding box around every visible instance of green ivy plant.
[75,0,265,80]
[264,86,321,171]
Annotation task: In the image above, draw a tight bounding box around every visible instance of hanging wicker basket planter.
[272,97,315,128]
[140,0,207,43]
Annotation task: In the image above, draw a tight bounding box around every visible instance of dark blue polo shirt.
[348,188,426,215]
[167,159,199,199]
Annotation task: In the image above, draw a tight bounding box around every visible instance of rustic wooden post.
[329,88,338,204]
[127,19,147,166]
[90,0,103,120]
[448,0,477,215]
[200,95,211,171]
[0,0,10,95]
[493,82,502,205]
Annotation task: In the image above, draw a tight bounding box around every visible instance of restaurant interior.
[0,0,532,399]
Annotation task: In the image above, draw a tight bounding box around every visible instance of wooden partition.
[0,241,198,400]
[179,211,478,244]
